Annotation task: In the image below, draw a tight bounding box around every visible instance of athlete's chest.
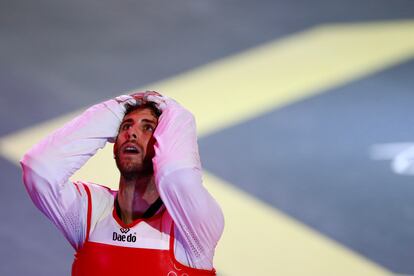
[88,207,172,250]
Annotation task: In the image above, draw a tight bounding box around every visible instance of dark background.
[1,0,414,274]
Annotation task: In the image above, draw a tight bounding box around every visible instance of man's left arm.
[148,94,224,270]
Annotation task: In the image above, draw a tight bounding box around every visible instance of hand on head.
[130,91,167,111]
[130,90,161,102]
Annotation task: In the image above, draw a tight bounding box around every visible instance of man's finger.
[145,94,167,111]
[130,91,146,100]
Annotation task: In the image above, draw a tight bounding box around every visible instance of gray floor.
[200,58,414,273]
[1,0,414,275]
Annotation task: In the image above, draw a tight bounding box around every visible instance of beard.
[115,153,154,181]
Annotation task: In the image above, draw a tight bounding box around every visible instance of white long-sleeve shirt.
[20,97,224,270]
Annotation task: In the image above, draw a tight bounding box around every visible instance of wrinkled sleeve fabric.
[20,98,127,250]
[152,98,224,270]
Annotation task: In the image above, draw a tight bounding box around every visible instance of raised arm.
[20,96,136,249]
[148,94,225,269]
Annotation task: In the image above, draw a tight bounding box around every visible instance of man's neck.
[117,174,159,225]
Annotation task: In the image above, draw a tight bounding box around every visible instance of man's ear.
[113,138,118,159]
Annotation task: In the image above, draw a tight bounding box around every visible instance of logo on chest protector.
[120,227,130,234]
[113,228,137,242]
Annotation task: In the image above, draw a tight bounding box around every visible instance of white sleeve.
[152,98,224,269]
[20,98,129,249]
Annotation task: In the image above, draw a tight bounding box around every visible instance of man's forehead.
[122,107,158,123]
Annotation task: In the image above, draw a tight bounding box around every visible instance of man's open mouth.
[122,144,141,155]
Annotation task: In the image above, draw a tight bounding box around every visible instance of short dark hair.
[124,102,162,118]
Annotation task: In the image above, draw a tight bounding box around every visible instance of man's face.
[114,107,158,179]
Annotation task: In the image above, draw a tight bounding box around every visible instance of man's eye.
[144,125,154,132]
[122,124,131,130]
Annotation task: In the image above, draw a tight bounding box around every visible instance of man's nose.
[126,128,139,140]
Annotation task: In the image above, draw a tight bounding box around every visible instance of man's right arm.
[20,96,134,249]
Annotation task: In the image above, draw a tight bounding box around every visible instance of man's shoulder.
[74,181,117,199]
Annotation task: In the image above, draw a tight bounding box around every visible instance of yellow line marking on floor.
[148,19,414,137]
[205,172,389,275]
[2,19,413,274]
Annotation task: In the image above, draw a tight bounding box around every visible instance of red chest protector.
[72,185,216,276]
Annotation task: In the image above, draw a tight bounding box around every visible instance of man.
[21,91,224,275]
